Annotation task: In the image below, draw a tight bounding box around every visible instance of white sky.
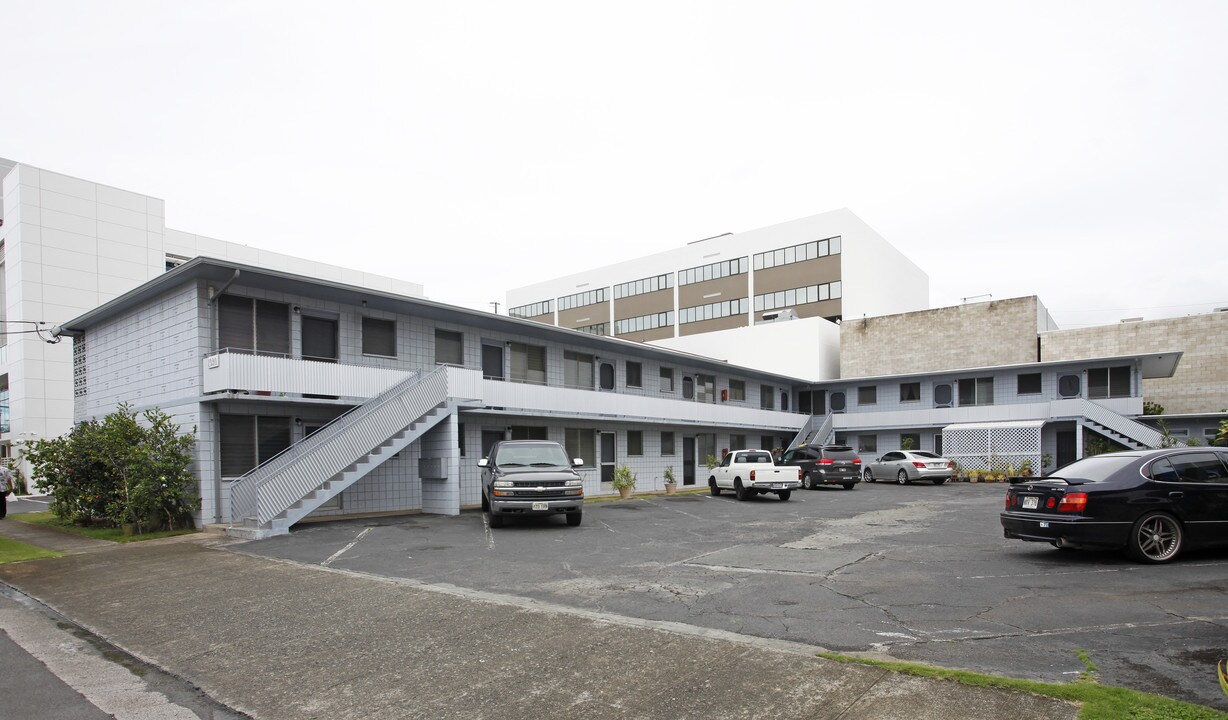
[4,1,1226,328]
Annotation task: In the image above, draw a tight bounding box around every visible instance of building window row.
[614,311,674,336]
[753,236,841,271]
[679,297,749,325]
[558,288,606,311]
[678,257,748,286]
[614,273,673,299]
[754,282,841,313]
[574,323,607,336]
[509,300,552,319]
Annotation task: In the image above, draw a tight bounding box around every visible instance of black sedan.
[1000,447,1228,563]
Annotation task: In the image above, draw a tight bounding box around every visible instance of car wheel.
[802,473,813,490]
[842,483,855,490]
[1127,512,1183,563]
[932,477,948,486]
[778,490,791,501]
[897,469,909,485]
[566,511,582,527]
[488,512,504,529]
[863,468,875,483]
[709,478,721,496]
[735,480,748,501]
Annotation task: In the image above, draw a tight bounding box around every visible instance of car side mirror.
[572,458,584,467]
[478,458,489,468]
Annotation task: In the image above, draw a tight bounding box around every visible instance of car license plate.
[1022,497,1038,510]
[771,483,783,489]
[532,502,548,511]
[929,463,945,469]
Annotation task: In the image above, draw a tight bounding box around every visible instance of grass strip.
[11,511,198,543]
[817,652,1228,720]
[0,536,64,563]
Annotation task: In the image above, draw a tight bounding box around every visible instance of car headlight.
[492,480,513,488]
[565,479,583,486]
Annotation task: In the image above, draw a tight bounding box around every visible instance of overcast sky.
[4,1,1226,328]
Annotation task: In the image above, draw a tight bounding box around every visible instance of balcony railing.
[202,350,410,398]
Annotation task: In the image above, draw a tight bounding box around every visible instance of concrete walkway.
[0,528,1080,720]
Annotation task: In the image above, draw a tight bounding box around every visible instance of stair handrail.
[787,412,833,450]
[813,412,834,446]
[230,365,450,524]
[1066,398,1162,449]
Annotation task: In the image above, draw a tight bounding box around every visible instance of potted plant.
[663,466,677,494]
[612,464,636,499]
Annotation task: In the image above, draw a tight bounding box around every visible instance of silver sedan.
[863,450,953,485]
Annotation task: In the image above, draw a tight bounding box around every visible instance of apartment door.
[600,432,616,484]
[482,344,504,380]
[683,437,696,486]
[1056,431,1077,468]
[481,430,505,460]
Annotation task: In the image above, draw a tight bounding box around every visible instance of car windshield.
[494,445,571,468]
[1046,455,1138,483]
[912,451,940,459]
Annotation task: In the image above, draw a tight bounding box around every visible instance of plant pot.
[617,486,632,499]
[664,483,677,495]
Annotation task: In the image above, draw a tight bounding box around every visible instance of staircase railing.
[1059,398,1162,449]
[230,365,450,525]
[787,412,833,450]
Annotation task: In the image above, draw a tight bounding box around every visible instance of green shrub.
[23,404,199,531]
[611,464,637,490]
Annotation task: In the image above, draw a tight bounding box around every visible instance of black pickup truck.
[479,440,585,527]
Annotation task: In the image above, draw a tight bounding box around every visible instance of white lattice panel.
[945,423,1042,472]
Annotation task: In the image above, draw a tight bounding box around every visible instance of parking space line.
[321,527,372,566]
[482,514,495,549]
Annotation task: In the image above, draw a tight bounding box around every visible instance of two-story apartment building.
[59,257,812,538]
[790,353,1179,475]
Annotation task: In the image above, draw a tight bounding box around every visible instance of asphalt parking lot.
[240,482,1228,710]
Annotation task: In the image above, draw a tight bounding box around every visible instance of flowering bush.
[23,404,199,531]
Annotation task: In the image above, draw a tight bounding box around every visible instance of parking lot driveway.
[242,484,1228,710]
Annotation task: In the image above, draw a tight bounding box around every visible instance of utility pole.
[489,301,501,314]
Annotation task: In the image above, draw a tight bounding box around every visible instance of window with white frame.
[626,361,643,388]
[659,367,674,392]
[614,273,673,299]
[753,236,841,271]
[563,350,594,389]
[678,257,748,286]
[510,343,546,385]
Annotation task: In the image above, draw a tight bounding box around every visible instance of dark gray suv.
[479,440,585,527]
[780,444,862,490]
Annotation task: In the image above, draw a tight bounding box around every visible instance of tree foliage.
[24,405,199,531]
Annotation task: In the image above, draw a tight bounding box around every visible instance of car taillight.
[1057,492,1088,513]
[1005,494,1014,509]
[750,470,756,482]
[912,461,926,469]
[818,458,833,465]
[852,457,861,465]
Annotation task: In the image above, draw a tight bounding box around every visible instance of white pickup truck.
[708,449,801,501]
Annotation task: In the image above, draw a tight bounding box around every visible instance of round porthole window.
[1058,374,1081,398]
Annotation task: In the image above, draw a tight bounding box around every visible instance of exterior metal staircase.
[1061,398,1163,450]
[228,366,454,538]
[786,412,834,450]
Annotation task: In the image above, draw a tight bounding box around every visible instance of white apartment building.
[0,158,423,482]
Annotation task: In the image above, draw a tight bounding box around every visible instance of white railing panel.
[479,379,804,430]
[203,351,410,398]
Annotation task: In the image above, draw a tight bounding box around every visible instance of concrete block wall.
[841,296,1044,378]
[1041,312,1228,415]
[419,417,460,515]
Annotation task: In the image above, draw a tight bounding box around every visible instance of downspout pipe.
[208,269,240,523]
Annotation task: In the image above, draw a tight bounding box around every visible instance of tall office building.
[505,209,928,342]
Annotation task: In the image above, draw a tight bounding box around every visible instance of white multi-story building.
[506,208,928,344]
[0,158,423,482]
